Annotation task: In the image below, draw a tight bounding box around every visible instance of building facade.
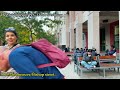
[56,11,119,55]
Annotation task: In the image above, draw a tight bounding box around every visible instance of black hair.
[4,27,18,45]
[76,48,79,50]
[111,45,115,48]
[4,27,18,38]
[87,49,92,52]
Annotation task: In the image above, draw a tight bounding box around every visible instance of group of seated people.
[73,47,99,69]
[81,49,98,69]
[73,45,117,70]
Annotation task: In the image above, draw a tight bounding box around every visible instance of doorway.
[100,28,106,51]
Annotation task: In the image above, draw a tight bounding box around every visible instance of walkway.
[58,61,120,79]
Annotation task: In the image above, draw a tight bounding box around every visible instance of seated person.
[106,45,116,56]
[75,52,83,65]
[80,49,97,69]
[105,49,109,56]
[91,48,100,56]
[64,48,68,52]
[84,47,88,52]
[73,48,82,64]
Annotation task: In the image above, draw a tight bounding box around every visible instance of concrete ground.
[58,60,120,79]
[0,56,120,79]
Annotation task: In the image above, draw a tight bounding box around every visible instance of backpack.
[28,38,71,68]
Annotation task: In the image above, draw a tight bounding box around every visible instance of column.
[65,12,69,48]
[119,11,120,60]
[69,11,75,51]
[88,11,100,53]
[76,11,83,49]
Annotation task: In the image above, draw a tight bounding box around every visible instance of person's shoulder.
[2,45,9,50]
[0,46,6,51]
[0,46,5,48]
[11,44,21,50]
[17,44,21,46]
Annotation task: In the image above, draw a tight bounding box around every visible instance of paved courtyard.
[58,60,120,79]
[0,57,120,79]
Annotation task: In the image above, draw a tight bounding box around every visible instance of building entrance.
[100,28,106,51]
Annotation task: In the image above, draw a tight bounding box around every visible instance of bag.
[28,38,71,68]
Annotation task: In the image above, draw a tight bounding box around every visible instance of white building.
[56,11,119,55]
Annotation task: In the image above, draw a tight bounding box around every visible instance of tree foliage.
[0,11,62,45]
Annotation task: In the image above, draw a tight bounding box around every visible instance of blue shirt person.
[80,49,97,69]
[9,46,64,79]
[105,45,116,56]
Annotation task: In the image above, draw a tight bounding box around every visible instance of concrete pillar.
[76,11,83,49]
[69,11,75,51]
[119,11,120,59]
[88,11,100,53]
[65,12,69,48]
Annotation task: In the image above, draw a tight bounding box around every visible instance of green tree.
[0,12,30,45]
[2,11,63,44]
